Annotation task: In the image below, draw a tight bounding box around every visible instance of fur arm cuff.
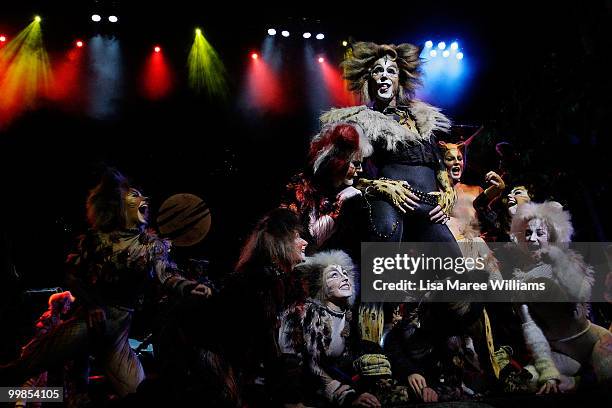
[522,317,561,383]
[547,248,594,301]
[434,170,456,214]
[535,358,561,383]
[325,379,356,406]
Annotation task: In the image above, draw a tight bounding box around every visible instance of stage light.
[281,30,289,37]
[251,52,258,60]
[188,27,228,97]
[267,28,276,36]
[425,40,433,48]
[76,40,84,48]
[108,15,118,23]
[91,14,101,22]
[450,42,459,50]
[318,57,324,63]
[316,33,324,40]
[87,35,123,119]
[442,50,450,58]
[303,32,311,39]
[342,40,348,47]
[429,50,437,57]
[0,35,6,42]
[437,41,446,50]
[0,17,51,124]
[456,52,464,60]
[142,40,174,100]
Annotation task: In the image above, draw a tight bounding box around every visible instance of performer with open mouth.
[0,168,211,398]
[318,41,460,250]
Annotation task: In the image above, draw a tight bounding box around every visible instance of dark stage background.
[1,1,611,356]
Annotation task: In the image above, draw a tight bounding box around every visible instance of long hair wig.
[236,208,304,274]
[293,250,356,306]
[86,168,131,232]
[341,41,423,104]
[511,201,574,243]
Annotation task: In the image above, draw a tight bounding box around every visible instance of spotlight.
[429,50,437,57]
[437,41,446,50]
[34,16,42,23]
[76,40,84,48]
[281,30,290,37]
[195,28,202,35]
[318,57,324,63]
[342,40,348,47]
[450,42,459,50]
[251,52,258,60]
[267,28,276,36]
[0,35,6,42]
[425,40,433,48]
[154,46,161,53]
[303,32,311,39]
[442,50,450,58]
[108,15,118,23]
[456,52,464,60]
[316,33,324,40]
[91,14,101,22]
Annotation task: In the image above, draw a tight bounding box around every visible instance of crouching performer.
[280,250,410,407]
[510,202,612,393]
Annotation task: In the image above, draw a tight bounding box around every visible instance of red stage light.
[76,40,84,48]
[0,35,6,42]
[318,57,324,63]
[251,53,259,60]
[142,47,174,100]
[319,60,357,108]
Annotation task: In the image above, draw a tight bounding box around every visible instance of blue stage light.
[456,52,464,60]
[429,50,437,57]
[425,40,433,48]
[437,41,446,50]
[450,42,459,50]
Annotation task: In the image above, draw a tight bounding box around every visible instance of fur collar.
[318,100,451,156]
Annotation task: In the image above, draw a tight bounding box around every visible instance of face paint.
[443,146,464,183]
[507,186,531,215]
[294,231,308,262]
[124,188,149,229]
[343,154,363,187]
[324,264,352,301]
[368,57,399,104]
[523,218,550,251]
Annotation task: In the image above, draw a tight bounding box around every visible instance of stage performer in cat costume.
[1,169,211,398]
[318,41,459,249]
[510,202,612,393]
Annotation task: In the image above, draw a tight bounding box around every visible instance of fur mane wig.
[511,201,574,243]
[342,41,422,104]
[294,250,356,306]
[235,208,304,274]
[86,168,131,232]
